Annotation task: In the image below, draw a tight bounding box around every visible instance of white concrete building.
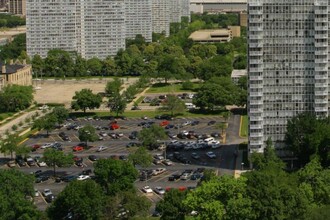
[26,0,126,59]
[190,0,247,13]
[248,0,329,153]
[152,0,170,36]
[125,0,152,42]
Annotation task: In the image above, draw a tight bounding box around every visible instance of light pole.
[241,162,244,171]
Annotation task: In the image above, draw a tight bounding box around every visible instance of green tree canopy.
[0,84,34,112]
[128,146,153,167]
[52,106,69,124]
[47,180,105,220]
[108,92,127,117]
[43,148,74,176]
[105,78,122,95]
[71,88,102,113]
[33,113,57,136]
[159,94,186,116]
[78,124,98,145]
[138,124,167,150]
[94,158,138,196]
[0,169,42,220]
[0,133,20,159]
[156,189,187,220]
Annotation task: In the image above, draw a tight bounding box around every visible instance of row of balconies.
[249,59,263,64]
[249,75,263,80]
[315,26,328,31]
[315,50,327,55]
[315,90,328,95]
[315,34,328,39]
[315,74,328,80]
[249,91,263,97]
[249,67,263,72]
[315,106,328,112]
[315,41,328,47]
[315,58,328,63]
[250,100,263,105]
[249,10,263,15]
[315,17,328,22]
[250,84,263,89]
[249,51,263,56]
[315,10,328,15]
[315,99,328,104]
[249,26,263,31]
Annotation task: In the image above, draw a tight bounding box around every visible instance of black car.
[61,175,77,182]
[35,175,49,183]
[191,173,203,180]
[211,132,220,138]
[82,169,92,175]
[168,174,181,181]
[45,194,55,203]
[165,124,174,129]
[88,155,98,161]
[126,142,139,148]
[129,131,138,140]
[208,120,216,125]
[59,132,70,141]
[191,120,200,126]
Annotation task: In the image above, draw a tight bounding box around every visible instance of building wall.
[152,0,170,36]
[6,65,32,86]
[247,0,329,153]
[239,12,247,27]
[125,0,152,42]
[8,0,26,16]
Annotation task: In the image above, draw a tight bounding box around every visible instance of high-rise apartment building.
[247,0,329,153]
[8,0,26,16]
[152,0,170,36]
[181,0,191,21]
[125,0,152,42]
[26,0,125,60]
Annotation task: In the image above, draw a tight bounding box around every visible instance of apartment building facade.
[125,0,152,42]
[8,0,26,16]
[247,0,329,152]
[152,0,170,36]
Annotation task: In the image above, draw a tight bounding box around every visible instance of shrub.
[18,121,23,126]
[12,125,17,131]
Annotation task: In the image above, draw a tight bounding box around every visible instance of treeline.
[0,14,25,28]
[0,84,34,113]
[191,12,239,28]
[0,33,28,61]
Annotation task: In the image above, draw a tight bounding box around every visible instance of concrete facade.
[8,0,25,16]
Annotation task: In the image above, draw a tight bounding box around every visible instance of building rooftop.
[189,29,231,42]
[0,61,27,74]
[231,69,247,78]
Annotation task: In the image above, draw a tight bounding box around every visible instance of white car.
[42,189,52,197]
[41,143,53,149]
[34,189,40,197]
[77,175,90,181]
[162,159,173,166]
[206,151,217,159]
[181,130,189,136]
[211,143,221,149]
[38,161,47,167]
[154,186,165,195]
[142,186,153,193]
[153,168,166,176]
[182,121,191,126]
[97,146,108,152]
[38,105,49,110]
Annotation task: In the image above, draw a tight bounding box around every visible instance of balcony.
[249,92,263,97]
[315,66,328,71]
[249,108,263,113]
[315,41,328,47]
[250,100,263,105]
[249,18,262,23]
[315,10,328,15]
[250,75,263,80]
[250,124,263,129]
[315,99,328,104]
[315,75,328,80]
[315,26,328,31]
[249,10,263,15]
[315,34,328,39]
[249,59,263,64]
[315,50,327,55]
[250,133,263,138]
[249,43,263,48]
[250,84,263,89]
[315,90,328,95]
[315,18,328,22]
[249,26,263,31]
[249,67,263,72]
[250,116,263,121]
[315,83,328,88]
[315,107,328,112]
[315,58,328,63]
[249,35,263,40]
[249,51,263,56]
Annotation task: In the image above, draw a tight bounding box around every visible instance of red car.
[160,120,169,127]
[110,123,120,130]
[31,144,41,151]
[73,146,84,152]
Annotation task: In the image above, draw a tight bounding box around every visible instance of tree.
[78,124,98,145]
[158,94,186,116]
[0,169,42,220]
[156,189,187,220]
[52,106,69,124]
[33,114,57,136]
[102,56,117,76]
[94,158,138,196]
[105,78,122,96]
[0,85,34,112]
[43,148,74,176]
[86,57,102,76]
[71,88,102,113]
[222,111,232,123]
[47,180,105,220]
[108,92,127,117]
[121,191,152,219]
[44,49,73,77]
[138,124,167,150]
[0,133,20,159]
[128,147,153,167]
[32,54,44,76]
[216,122,227,137]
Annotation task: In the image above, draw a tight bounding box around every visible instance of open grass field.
[145,82,201,93]
[240,115,248,137]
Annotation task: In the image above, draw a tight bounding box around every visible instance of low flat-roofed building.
[189,26,240,43]
[190,0,247,13]
[231,69,247,84]
[0,59,32,89]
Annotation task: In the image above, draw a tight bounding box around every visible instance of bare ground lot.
[33,78,137,107]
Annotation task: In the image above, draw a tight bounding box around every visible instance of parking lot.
[4,115,239,210]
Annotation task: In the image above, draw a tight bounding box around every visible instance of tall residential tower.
[248,0,329,152]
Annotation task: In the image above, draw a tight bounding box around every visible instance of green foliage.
[0,133,20,159]
[193,77,242,111]
[47,180,105,220]
[138,124,167,150]
[306,205,330,220]
[43,148,73,176]
[0,34,26,60]
[0,169,42,220]
[94,158,138,196]
[108,92,127,117]
[71,88,102,113]
[158,94,186,116]
[0,14,25,27]
[78,124,98,144]
[0,84,33,112]
[105,78,122,95]
[191,13,239,28]
[196,55,233,80]
[33,113,57,135]
[87,57,102,75]
[11,124,17,131]
[121,191,152,219]
[233,54,247,69]
[128,147,153,168]
[181,80,194,90]
[156,189,187,220]
[52,106,69,124]
[44,49,74,77]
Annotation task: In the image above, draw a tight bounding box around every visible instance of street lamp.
[241,162,244,171]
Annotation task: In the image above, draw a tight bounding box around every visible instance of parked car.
[88,155,98,161]
[129,131,138,140]
[41,143,53,149]
[26,157,36,166]
[168,174,181,181]
[7,160,16,168]
[45,194,56,203]
[97,145,108,152]
[180,173,191,180]
[206,151,217,159]
[131,106,141,110]
[159,120,170,127]
[35,175,49,183]
[73,146,84,152]
[162,159,173,166]
[154,186,166,195]
[77,175,90,181]
[42,189,53,197]
[191,152,200,160]
[38,161,47,167]
[207,120,216,125]
[59,132,70,141]
[142,186,153,193]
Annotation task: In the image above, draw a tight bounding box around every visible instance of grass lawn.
[135,96,145,104]
[240,115,248,137]
[0,112,15,121]
[146,82,201,93]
